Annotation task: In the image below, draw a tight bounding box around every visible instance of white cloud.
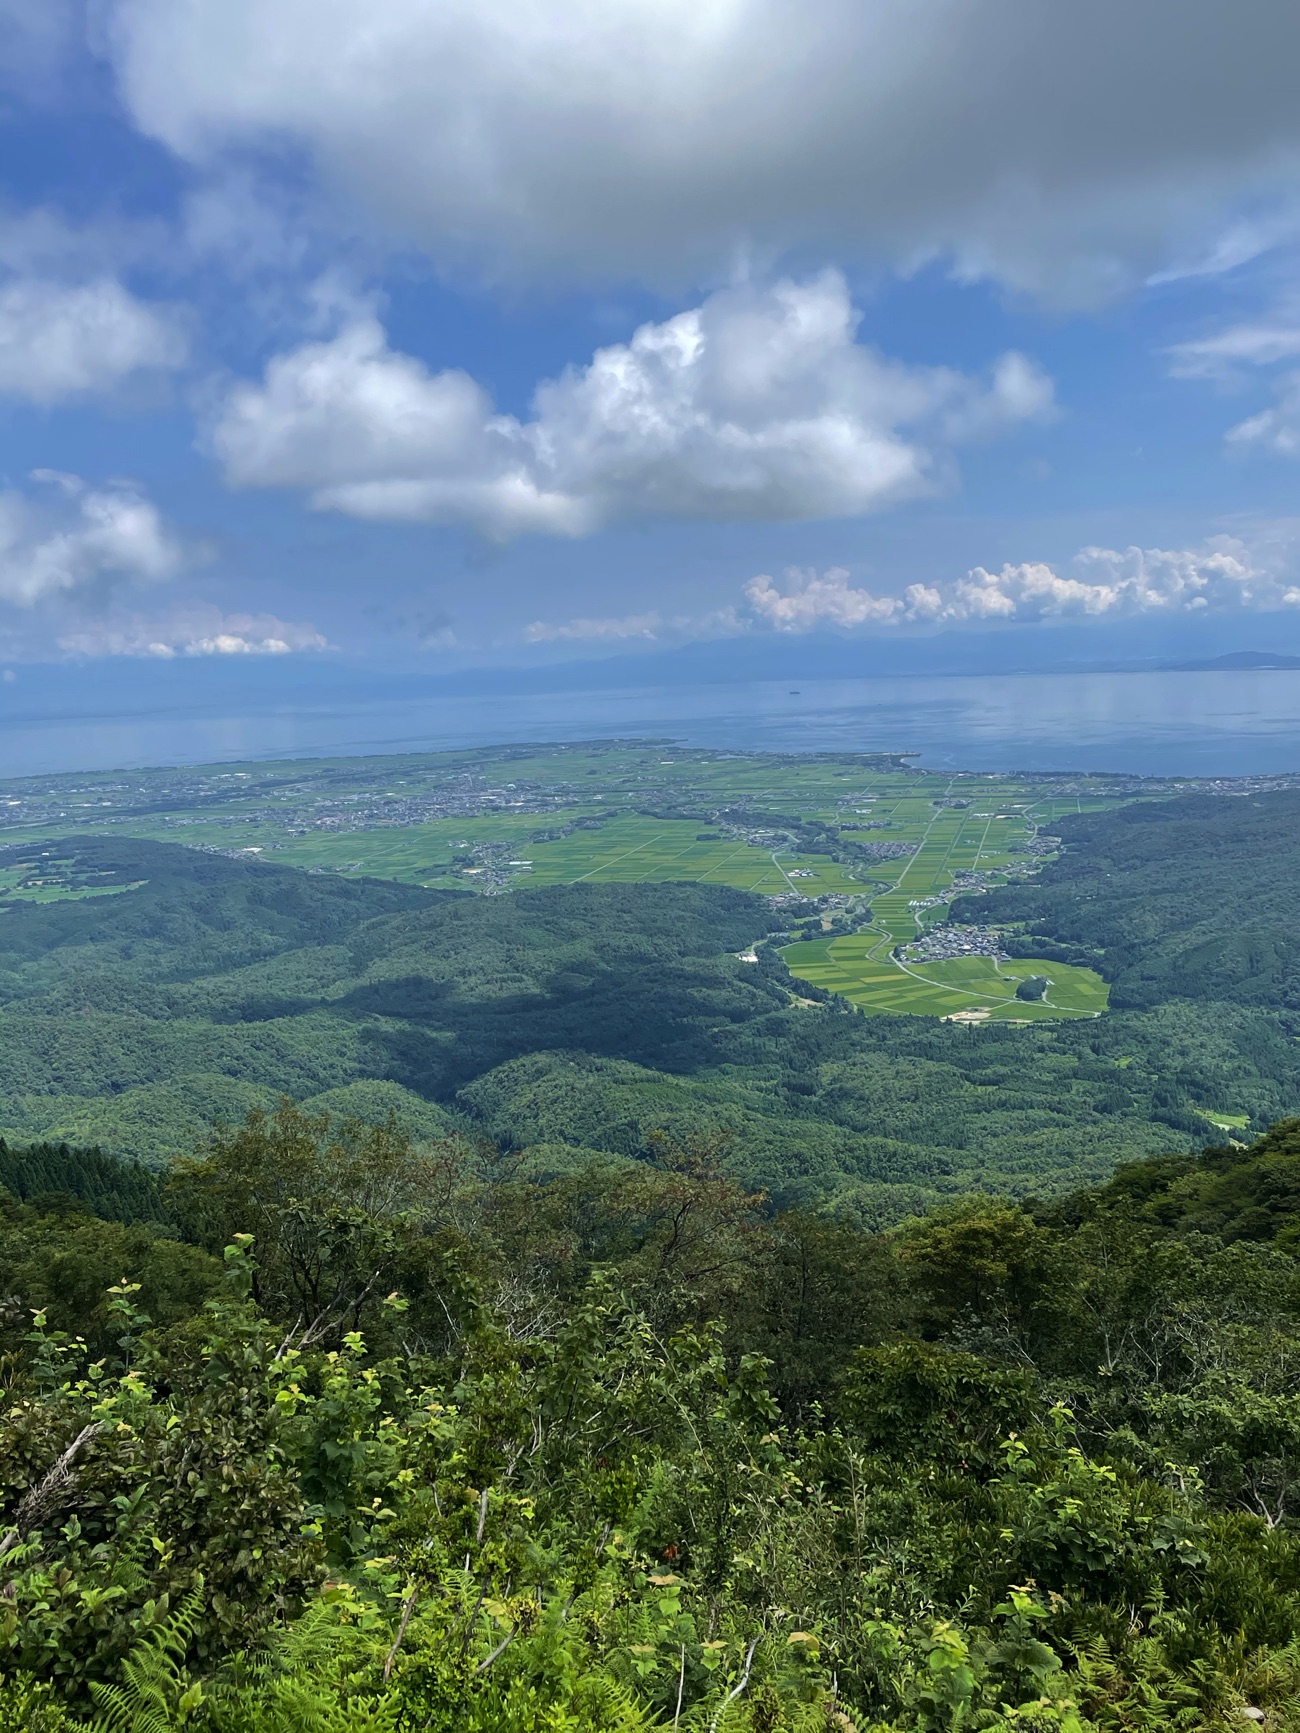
[0,205,135,279]
[0,472,187,606]
[57,606,328,658]
[1168,315,1300,382]
[746,539,1300,632]
[0,277,187,402]
[745,568,905,631]
[1150,204,1300,287]
[950,544,1275,617]
[0,207,190,402]
[105,0,1300,302]
[524,612,662,644]
[210,273,1052,539]
[1168,302,1300,454]
[1227,377,1300,456]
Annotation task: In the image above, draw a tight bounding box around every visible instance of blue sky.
[4,0,1300,678]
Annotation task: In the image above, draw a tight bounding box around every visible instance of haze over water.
[5,669,1300,780]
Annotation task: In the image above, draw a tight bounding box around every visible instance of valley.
[4,749,1300,1218]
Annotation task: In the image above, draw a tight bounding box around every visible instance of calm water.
[6,670,1300,778]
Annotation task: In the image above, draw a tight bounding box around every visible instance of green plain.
[2,746,1131,1019]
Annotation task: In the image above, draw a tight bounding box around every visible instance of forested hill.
[6,830,1300,1214]
[1070,1113,1300,1243]
[955,786,1300,1009]
[0,834,435,970]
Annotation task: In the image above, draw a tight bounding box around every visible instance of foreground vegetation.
[7,1106,1300,1728]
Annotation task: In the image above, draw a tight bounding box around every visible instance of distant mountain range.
[1163,651,1300,672]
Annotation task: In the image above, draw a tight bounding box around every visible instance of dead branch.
[7,1423,105,1542]
[708,1638,759,1733]
[383,1586,419,1681]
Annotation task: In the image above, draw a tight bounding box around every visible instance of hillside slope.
[4,828,1300,1212]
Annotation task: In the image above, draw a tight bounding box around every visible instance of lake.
[5,669,1300,778]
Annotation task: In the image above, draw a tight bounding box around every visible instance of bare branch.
[273,1314,305,1362]
[708,1638,759,1733]
[474,1626,518,1674]
[383,1586,419,1681]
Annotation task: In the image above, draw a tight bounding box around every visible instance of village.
[900,922,1009,965]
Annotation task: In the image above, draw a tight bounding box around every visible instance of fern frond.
[86,1584,208,1732]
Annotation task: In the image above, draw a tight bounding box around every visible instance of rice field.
[2,743,1134,1017]
[783,934,1108,1020]
[493,814,864,894]
[780,798,1110,1020]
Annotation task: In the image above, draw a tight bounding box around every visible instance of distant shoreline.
[1161,651,1300,672]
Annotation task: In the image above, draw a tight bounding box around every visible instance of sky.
[5,0,1300,682]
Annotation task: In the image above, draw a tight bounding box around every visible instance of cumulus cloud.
[210,272,1052,539]
[0,472,187,606]
[0,276,187,402]
[745,568,906,631]
[746,539,1299,632]
[105,0,1300,301]
[57,607,328,658]
[524,612,662,644]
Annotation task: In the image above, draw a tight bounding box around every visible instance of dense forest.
[955,788,1300,1010]
[6,816,1300,1216]
[5,1108,1300,1726]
